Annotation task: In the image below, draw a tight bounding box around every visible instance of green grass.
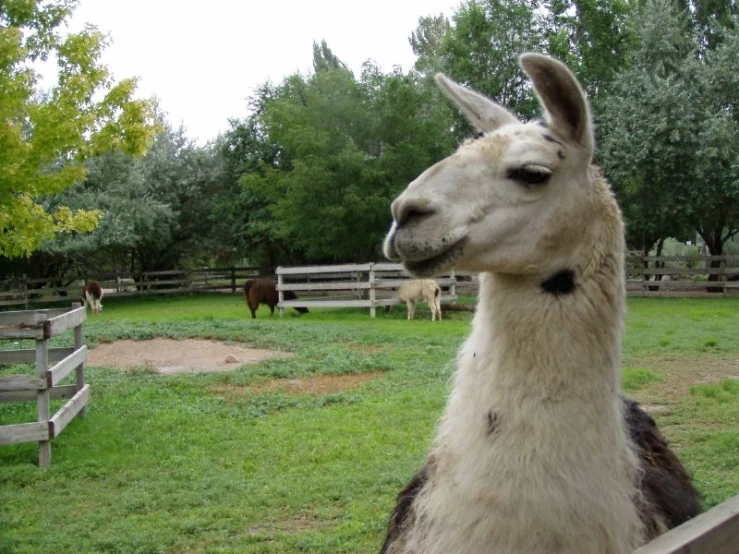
[1,295,738,553]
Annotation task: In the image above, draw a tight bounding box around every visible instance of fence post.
[22,274,29,310]
[641,254,649,292]
[369,265,376,318]
[231,267,236,294]
[36,338,51,468]
[72,302,87,417]
[450,269,457,299]
[277,270,285,317]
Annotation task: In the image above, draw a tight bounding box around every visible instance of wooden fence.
[626,254,739,297]
[1,255,738,309]
[0,304,89,467]
[634,494,739,554]
[276,263,458,317]
[0,266,274,309]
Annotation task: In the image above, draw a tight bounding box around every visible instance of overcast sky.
[60,0,460,144]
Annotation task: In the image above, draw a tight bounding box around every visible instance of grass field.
[1,294,738,553]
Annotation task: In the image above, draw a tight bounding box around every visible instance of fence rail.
[633,494,739,554]
[2,255,739,308]
[0,267,275,308]
[277,263,458,317]
[0,304,89,467]
[626,254,739,297]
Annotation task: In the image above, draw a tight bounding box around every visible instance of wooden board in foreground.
[633,494,739,554]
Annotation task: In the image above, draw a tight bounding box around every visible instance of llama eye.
[508,165,552,185]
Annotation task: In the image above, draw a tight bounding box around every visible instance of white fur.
[396,280,442,321]
[382,54,650,554]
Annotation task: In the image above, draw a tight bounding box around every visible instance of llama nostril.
[396,201,436,228]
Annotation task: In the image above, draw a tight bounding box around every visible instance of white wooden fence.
[276,263,458,317]
[0,304,90,467]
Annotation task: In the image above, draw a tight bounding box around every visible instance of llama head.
[383,53,603,279]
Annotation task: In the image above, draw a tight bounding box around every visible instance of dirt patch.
[248,515,338,537]
[87,339,291,374]
[625,356,739,406]
[344,342,385,355]
[212,371,384,398]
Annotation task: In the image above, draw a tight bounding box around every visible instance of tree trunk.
[699,230,725,291]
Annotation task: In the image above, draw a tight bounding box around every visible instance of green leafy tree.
[442,0,544,119]
[0,0,158,258]
[600,0,739,261]
[599,0,699,254]
[39,123,223,277]
[409,14,451,75]
[543,0,635,100]
[689,21,739,256]
[219,44,456,265]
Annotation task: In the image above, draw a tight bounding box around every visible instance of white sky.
[59,0,460,144]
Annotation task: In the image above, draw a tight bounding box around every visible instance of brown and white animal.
[393,279,442,321]
[243,278,308,319]
[380,54,699,554]
[81,280,103,315]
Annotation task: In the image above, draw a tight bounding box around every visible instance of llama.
[379,53,699,554]
[391,279,442,321]
[243,278,309,319]
[81,280,103,315]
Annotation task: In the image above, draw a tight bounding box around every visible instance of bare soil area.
[211,371,384,398]
[87,338,291,374]
[628,356,739,413]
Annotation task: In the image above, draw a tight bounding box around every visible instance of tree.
[600,1,739,262]
[442,0,544,119]
[543,0,635,100]
[599,0,700,255]
[409,14,451,75]
[689,21,739,256]
[0,0,158,258]
[39,123,223,277]
[219,44,456,265]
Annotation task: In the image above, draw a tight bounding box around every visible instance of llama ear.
[519,53,594,155]
[435,74,518,132]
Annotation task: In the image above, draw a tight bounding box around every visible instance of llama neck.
[473,186,625,402]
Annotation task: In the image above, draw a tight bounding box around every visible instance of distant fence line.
[625,254,739,297]
[0,266,274,309]
[1,255,738,309]
[276,263,462,318]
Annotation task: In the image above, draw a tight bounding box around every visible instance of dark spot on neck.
[487,411,500,435]
[541,269,576,296]
[472,131,485,140]
[537,120,548,128]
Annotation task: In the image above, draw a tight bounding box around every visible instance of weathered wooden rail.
[0,304,89,467]
[0,266,274,308]
[1,255,738,308]
[626,254,739,297]
[276,263,458,317]
[634,494,739,554]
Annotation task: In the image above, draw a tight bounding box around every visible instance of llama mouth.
[402,238,466,278]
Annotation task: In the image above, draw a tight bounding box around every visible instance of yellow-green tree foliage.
[0,0,159,257]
